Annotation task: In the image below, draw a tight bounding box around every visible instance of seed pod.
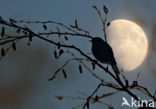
[107,22,110,26]
[58,42,60,49]
[103,5,108,14]
[59,49,64,56]
[64,36,68,40]
[29,35,32,42]
[62,69,67,79]
[43,24,47,30]
[56,27,60,37]
[92,63,95,70]
[75,19,78,27]
[1,27,5,37]
[12,42,16,51]
[131,81,138,88]
[1,48,5,56]
[95,95,99,101]
[79,65,83,74]
[53,51,57,59]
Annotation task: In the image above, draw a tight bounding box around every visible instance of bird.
[91,37,119,74]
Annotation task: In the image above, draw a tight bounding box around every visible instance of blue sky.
[0,0,156,109]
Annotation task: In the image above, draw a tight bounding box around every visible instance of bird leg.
[111,65,121,81]
[106,64,109,71]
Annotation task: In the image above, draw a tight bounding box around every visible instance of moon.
[107,19,148,71]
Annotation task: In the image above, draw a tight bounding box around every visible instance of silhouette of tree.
[0,5,156,109]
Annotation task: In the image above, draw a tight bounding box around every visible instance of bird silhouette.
[91,37,119,74]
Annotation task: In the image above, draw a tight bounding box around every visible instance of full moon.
[107,19,148,71]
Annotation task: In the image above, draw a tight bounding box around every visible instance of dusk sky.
[0,0,156,109]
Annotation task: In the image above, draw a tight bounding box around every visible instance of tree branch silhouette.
[0,5,156,109]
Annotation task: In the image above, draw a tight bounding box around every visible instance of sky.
[0,0,156,109]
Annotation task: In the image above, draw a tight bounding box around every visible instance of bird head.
[91,37,105,45]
